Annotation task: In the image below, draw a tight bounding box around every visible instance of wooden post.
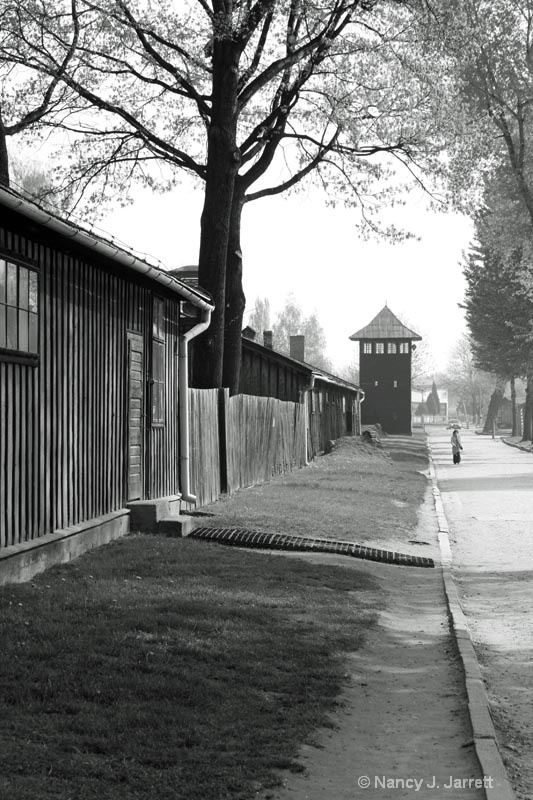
[218,388,228,493]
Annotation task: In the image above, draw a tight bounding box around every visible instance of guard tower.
[350,306,421,434]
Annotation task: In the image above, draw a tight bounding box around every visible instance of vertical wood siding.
[0,220,181,547]
[224,392,307,494]
[186,389,306,507]
[148,299,180,500]
[240,342,308,402]
[185,388,222,509]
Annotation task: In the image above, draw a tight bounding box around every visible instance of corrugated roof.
[349,306,421,341]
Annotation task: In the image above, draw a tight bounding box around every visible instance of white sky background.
[104,178,472,375]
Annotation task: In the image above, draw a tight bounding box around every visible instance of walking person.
[451,428,463,464]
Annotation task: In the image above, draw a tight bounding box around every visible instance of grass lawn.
[0,536,380,800]
[203,433,429,546]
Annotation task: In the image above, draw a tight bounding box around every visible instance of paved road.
[429,427,533,800]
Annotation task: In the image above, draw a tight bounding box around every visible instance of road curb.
[500,436,533,453]
[427,449,515,800]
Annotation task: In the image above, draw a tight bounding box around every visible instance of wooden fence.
[187,389,307,507]
[187,388,222,509]
[224,392,307,494]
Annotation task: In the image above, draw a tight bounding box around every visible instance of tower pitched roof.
[349,306,422,341]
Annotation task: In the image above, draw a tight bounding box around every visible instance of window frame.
[375,342,385,354]
[363,342,372,354]
[151,297,166,427]
[0,257,39,365]
[399,342,410,354]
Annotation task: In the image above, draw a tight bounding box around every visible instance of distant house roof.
[349,306,422,341]
[0,186,213,309]
[168,264,200,287]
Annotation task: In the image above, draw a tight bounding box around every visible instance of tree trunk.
[482,377,505,434]
[522,374,533,442]
[222,184,246,394]
[193,38,241,389]
[0,106,10,187]
[510,376,517,436]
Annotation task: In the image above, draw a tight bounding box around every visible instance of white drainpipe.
[300,374,316,465]
[178,305,213,504]
[357,390,365,434]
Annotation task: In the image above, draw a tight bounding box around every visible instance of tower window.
[374,380,379,387]
[399,342,409,354]
[363,342,372,354]
[375,342,384,354]
[387,343,397,354]
[393,380,398,388]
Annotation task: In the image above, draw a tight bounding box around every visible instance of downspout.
[178,304,214,504]
[300,374,316,465]
[357,389,365,435]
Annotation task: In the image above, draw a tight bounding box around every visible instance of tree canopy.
[0,0,440,390]
[426,381,440,415]
[272,295,332,371]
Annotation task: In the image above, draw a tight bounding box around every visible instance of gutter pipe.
[300,374,316,465]
[358,389,365,435]
[0,186,212,311]
[178,309,213,504]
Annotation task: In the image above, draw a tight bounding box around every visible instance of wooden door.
[127,332,144,501]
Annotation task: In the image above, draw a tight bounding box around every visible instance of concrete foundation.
[0,510,130,585]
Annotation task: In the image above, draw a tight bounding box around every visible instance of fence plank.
[187,390,308,507]
[225,393,307,495]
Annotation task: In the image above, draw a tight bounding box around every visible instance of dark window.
[0,259,38,354]
[153,296,165,340]
[152,298,166,426]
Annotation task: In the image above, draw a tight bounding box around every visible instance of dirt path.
[251,487,485,800]
[430,428,533,800]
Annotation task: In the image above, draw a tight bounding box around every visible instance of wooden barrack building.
[0,186,212,576]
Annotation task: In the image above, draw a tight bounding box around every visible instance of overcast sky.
[104,178,473,375]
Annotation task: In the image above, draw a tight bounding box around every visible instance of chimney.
[290,335,305,362]
[263,330,273,349]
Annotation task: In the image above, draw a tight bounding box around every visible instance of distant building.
[350,305,421,434]
[411,386,449,423]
